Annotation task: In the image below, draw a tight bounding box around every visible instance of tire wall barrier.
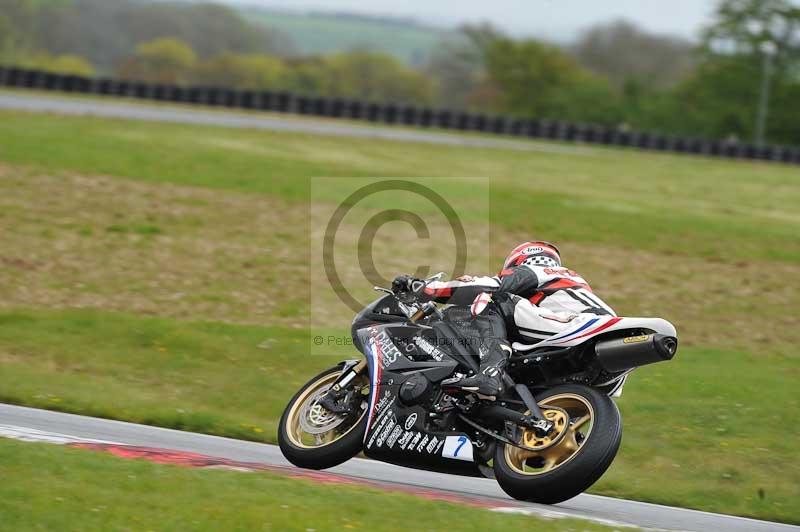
[1,65,797,165]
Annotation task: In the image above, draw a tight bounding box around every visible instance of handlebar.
[373,272,446,321]
[374,271,445,299]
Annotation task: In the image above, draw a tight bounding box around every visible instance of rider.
[392,241,616,397]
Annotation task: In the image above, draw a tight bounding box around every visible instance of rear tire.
[278,366,368,470]
[493,384,622,504]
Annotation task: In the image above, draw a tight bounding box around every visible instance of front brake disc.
[298,388,348,435]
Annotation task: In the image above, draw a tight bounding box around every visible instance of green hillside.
[239,7,456,65]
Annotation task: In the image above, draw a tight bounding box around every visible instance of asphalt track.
[1,404,796,532]
[0,91,593,154]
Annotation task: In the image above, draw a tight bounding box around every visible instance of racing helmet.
[503,241,562,270]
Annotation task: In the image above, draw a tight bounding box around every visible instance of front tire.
[278,366,368,470]
[493,384,622,504]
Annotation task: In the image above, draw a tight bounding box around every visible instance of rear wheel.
[493,384,622,504]
[278,366,369,470]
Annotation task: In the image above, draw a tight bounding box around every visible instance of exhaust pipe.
[594,334,677,372]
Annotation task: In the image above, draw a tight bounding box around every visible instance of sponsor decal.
[425,436,439,454]
[398,431,414,450]
[623,334,651,344]
[543,267,581,278]
[412,336,445,362]
[375,391,393,413]
[386,425,403,448]
[416,435,429,452]
[371,330,404,367]
[442,435,474,462]
[522,246,547,255]
[404,413,418,430]
[435,440,445,454]
[409,432,422,449]
[378,403,395,421]
[376,418,396,448]
[366,403,396,449]
[366,416,387,448]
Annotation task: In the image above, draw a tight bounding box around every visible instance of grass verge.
[1,110,799,263]
[0,308,340,442]
[0,438,620,532]
[0,308,796,523]
[2,160,799,353]
[0,109,798,523]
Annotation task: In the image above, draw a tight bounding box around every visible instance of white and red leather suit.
[414,242,616,394]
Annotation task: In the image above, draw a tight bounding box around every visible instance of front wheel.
[278,366,369,470]
[493,384,622,504]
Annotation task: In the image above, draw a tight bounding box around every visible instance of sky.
[228,0,722,42]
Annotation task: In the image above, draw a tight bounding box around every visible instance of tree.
[26,0,294,73]
[573,20,696,89]
[699,0,800,144]
[191,53,287,90]
[668,56,759,139]
[283,57,330,95]
[424,27,486,109]
[0,1,95,76]
[0,0,38,62]
[480,35,621,123]
[23,53,95,76]
[118,38,197,84]
[321,51,434,104]
[703,0,800,73]
[769,80,800,143]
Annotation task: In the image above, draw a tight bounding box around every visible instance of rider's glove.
[392,274,417,294]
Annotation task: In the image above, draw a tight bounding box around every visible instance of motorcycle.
[278,273,678,503]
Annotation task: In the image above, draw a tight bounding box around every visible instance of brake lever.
[424,272,446,286]
[375,285,414,308]
[373,286,394,295]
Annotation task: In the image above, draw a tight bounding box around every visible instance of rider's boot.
[443,343,512,398]
[443,364,505,396]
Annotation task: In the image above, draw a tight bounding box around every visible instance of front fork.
[318,359,367,414]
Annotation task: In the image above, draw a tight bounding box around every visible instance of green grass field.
[0,108,798,523]
[0,438,622,532]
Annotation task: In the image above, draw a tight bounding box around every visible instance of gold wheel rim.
[504,393,594,476]
[284,371,368,449]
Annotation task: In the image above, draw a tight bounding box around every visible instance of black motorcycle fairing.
[356,323,483,477]
[350,295,409,353]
